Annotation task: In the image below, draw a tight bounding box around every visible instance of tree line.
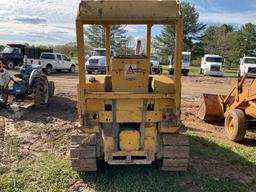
[154,2,256,68]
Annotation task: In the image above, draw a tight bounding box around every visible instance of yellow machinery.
[70,0,189,171]
[198,74,256,141]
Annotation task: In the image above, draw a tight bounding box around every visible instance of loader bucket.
[197,94,224,121]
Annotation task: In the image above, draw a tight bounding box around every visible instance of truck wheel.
[224,109,247,142]
[183,72,189,76]
[33,75,49,107]
[49,81,55,97]
[237,70,241,78]
[69,65,75,73]
[6,61,15,70]
[0,85,8,107]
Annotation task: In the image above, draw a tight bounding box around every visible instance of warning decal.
[124,64,136,81]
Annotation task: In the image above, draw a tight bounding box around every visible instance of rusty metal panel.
[78,0,180,22]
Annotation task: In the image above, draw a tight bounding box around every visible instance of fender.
[28,69,42,90]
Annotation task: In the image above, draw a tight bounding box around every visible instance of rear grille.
[89,59,99,64]
[248,67,256,73]
[211,65,220,71]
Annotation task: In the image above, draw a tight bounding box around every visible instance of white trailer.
[168,52,191,76]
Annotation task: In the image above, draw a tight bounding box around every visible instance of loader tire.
[159,134,190,171]
[224,109,247,142]
[70,134,100,172]
[33,75,49,107]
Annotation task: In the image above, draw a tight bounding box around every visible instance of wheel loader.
[198,74,256,142]
[70,0,189,172]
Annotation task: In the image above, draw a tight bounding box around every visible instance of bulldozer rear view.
[70,0,189,172]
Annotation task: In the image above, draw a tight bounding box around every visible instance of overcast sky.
[0,0,255,45]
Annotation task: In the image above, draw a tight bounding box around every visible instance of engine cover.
[119,130,140,152]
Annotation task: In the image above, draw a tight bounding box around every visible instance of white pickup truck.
[168,52,191,76]
[238,56,256,77]
[85,48,116,74]
[200,54,224,77]
[39,52,76,75]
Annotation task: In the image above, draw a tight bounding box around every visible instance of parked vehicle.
[85,48,116,74]
[200,54,224,77]
[0,63,54,108]
[39,52,76,75]
[0,44,52,69]
[238,56,256,77]
[168,52,191,76]
[150,55,163,74]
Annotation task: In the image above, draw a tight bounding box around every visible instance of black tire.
[0,85,8,107]
[45,65,53,75]
[224,109,247,142]
[49,81,55,97]
[69,65,75,73]
[237,70,241,78]
[183,72,189,76]
[6,60,15,70]
[33,74,49,107]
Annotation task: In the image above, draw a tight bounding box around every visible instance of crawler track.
[70,134,98,172]
[160,134,190,171]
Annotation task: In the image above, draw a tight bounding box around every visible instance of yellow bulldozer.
[198,74,256,142]
[70,0,189,172]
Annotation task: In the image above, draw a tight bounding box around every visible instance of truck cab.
[0,45,24,69]
[150,55,163,74]
[168,52,191,76]
[239,56,256,77]
[85,48,116,74]
[200,54,224,77]
[0,44,53,69]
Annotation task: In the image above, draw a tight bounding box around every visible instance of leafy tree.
[239,23,256,56]
[153,1,206,62]
[202,24,244,68]
[85,25,130,54]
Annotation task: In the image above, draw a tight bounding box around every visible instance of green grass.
[0,155,77,192]
[0,154,247,192]
[162,65,238,76]
[187,131,256,165]
[0,124,255,191]
[1,132,255,192]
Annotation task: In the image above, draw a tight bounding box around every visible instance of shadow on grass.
[78,134,254,192]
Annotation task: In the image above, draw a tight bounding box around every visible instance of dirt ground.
[0,71,256,191]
